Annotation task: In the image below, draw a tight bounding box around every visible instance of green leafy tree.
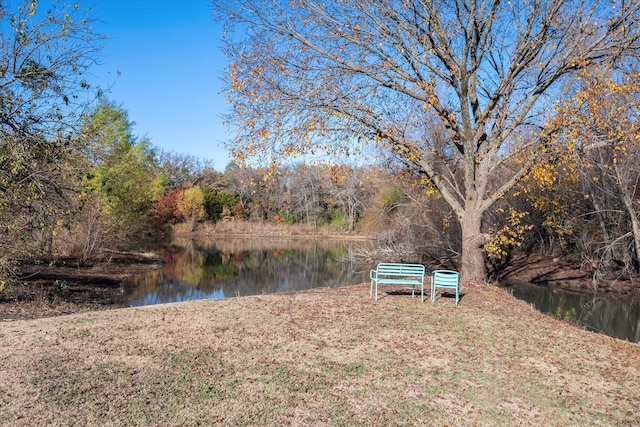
[77,100,159,250]
[203,188,241,222]
[214,0,640,281]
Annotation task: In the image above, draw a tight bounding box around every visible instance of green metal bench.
[370,263,426,302]
[431,269,461,305]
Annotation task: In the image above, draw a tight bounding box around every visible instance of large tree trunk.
[621,192,640,272]
[459,211,490,282]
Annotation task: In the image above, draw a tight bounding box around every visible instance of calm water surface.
[121,238,369,307]
[504,281,640,343]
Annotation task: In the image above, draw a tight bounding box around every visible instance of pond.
[121,238,370,307]
[503,281,640,343]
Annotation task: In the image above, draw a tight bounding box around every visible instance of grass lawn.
[0,282,638,426]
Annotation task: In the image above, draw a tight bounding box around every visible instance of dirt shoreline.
[0,252,164,321]
[499,253,640,299]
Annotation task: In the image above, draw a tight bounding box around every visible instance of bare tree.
[0,0,103,286]
[284,164,326,227]
[0,0,103,141]
[325,165,371,232]
[554,66,640,271]
[214,0,640,280]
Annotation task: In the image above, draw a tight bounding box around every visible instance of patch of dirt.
[0,252,163,321]
[500,253,640,298]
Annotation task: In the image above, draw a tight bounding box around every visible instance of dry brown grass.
[177,220,370,240]
[1,282,639,426]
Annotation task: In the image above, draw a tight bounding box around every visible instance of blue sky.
[89,0,232,171]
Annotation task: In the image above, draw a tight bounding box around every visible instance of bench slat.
[431,270,461,305]
[374,278,422,284]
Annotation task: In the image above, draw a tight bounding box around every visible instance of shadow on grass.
[382,288,465,303]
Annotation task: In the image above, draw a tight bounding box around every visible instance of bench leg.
[431,286,461,305]
[370,280,379,300]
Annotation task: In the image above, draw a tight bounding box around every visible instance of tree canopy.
[214,0,640,280]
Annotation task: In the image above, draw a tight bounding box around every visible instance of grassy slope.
[0,282,638,426]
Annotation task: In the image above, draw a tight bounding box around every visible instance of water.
[121,238,369,307]
[503,281,640,343]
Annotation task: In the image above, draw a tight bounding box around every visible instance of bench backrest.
[432,270,460,286]
[376,263,425,276]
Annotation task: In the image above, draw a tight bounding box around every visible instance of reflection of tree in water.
[508,282,640,342]
[223,244,355,296]
[551,294,578,324]
[583,295,640,343]
[121,239,367,308]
